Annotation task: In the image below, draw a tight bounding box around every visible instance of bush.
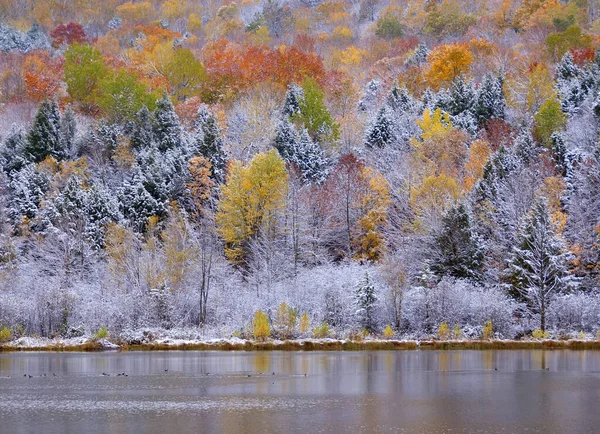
[532,328,550,340]
[298,312,310,336]
[93,326,108,340]
[452,324,462,340]
[312,321,330,338]
[437,322,450,340]
[273,302,297,339]
[252,310,271,341]
[382,324,394,339]
[0,326,12,343]
[482,320,493,340]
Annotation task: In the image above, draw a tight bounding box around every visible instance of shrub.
[437,322,450,340]
[0,326,12,343]
[93,326,108,340]
[252,310,271,341]
[383,324,394,339]
[298,312,310,336]
[312,321,330,338]
[452,324,462,339]
[532,328,550,340]
[482,320,493,340]
[273,302,297,339]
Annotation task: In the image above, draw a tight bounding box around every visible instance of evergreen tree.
[0,128,27,174]
[430,204,485,281]
[364,107,395,148]
[354,272,378,333]
[475,74,505,124]
[194,107,227,184]
[119,174,165,232]
[24,100,65,163]
[507,199,575,331]
[293,129,329,184]
[153,95,182,152]
[282,83,304,117]
[405,42,429,66]
[60,106,77,155]
[131,106,155,150]
[358,79,381,112]
[386,83,415,114]
[7,163,49,222]
[273,117,299,161]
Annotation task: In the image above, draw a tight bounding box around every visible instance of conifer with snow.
[475,74,505,124]
[194,106,227,184]
[365,107,395,148]
[24,100,66,163]
[354,272,378,333]
[507,199,576,331]
[153,95,182,152]
[282,83,304,117]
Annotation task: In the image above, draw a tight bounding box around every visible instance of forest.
[0,0,600,343]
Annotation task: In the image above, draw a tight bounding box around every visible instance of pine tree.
[365,107,395,148]
[507,199,576,331]
[7,163,49,222]
[386,83,414,114]
[194,107,227,184]
[282,83,304,117]
[153,95,182,152]
[131,106,155,150]
[354,272,378,333]
[119,174,165,232]
[273,117,299,161]
[293,128,329,184]
[24,100,65,163]
[430,204,485,281]
[475,74,506,124]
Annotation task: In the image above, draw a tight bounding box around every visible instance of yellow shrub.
[252,310,271,341]
[382,324,394,339]
[482,320,493,340]
[312,322,330,339]
[298,312,310,335]
[0,327,12,343]
[437,322,450,340]
[452,324,462,340]
[532,328,550,340]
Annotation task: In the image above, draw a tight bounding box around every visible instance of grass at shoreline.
[2,339,600,352]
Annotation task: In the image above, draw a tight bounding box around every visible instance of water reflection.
[0,350,599,433]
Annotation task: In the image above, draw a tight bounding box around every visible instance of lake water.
[0,350,599,433]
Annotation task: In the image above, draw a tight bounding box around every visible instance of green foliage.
[97,69,158,122]
[482,320,493,340]
[64,43,108,110]
[375,13,403,40]
[24,100,66,163]
[546,25,593,59]
[252,309,271,340]
[293,77,339,144]
[423,4,476,38]
[273,302,298,339]
[93,326,108,340]
[0,326,12,343]
[437,322,450,340]
[534,98,566,147]
[452,324,462,339]
[312,321,330,338]
[163,48,206,101]
[532,328,550,340]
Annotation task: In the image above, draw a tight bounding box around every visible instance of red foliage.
[480,118,515,152]
[50,22,87,48]
[571,47,595,67]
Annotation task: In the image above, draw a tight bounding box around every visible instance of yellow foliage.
[331,25,353,41]
[464,139,492,190]
[312,321,330,338]
[161,0,188,21]
[425,43,473,89]
[187,13,202,32]
[298,312,310,335]
[162,204,196,291]
[540,177,567,234]
[252,309,271,340]
[382,324,395,339]
[452,324,462,339]
[117,1,155,24]
[532,328,550,339]
[216,150,288,264]
[482,319,493,340]
[274,302,298,339]
[437,322,450,340]
[410,173,462,228]
[417,108,452,141]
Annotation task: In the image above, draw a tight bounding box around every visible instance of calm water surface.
[0,350,599,433]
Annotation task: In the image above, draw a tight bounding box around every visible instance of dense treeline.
[1,0,600,340]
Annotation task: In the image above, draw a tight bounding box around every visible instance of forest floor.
[2,336,600,352]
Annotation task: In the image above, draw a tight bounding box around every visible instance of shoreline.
[2,338,600,352]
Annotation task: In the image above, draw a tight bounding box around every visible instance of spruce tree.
[195,107,227,184]
[294,129,329,184]
[131,105,155,150]
[475,74,506,124]
[365,107,395,148]
[153,95,182,152]
[430,204,485,282]
[273,117,299,161]
[0,129,27,174]
[24,100,65,163]
[282,83,304,117]
[60,106,77,155]
[507,199,575,331]
[354,272,378,333]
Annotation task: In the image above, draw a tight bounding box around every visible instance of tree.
[375,11,403,40]
[425,43,474,89]
[364,107,395,149]
[153,94,183,152]
[430,204,485,281]
[283,83,304,116]
[507,199,576,331]
[293,77,339,144]
[215,150,288,265]
[161,47,206,101]
[354,272,378,332]
[24,100,65,163]
[194,107,227,184]
[64,44,107,111]
[97,69,157,122]
[475,74,505,124]
[534,97,566,148]
[50,22,87,48]
[131,106,156,150]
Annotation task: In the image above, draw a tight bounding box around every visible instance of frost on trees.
[430,204,485,282]
[24,100,66,163]
[282,83,304,117]
[153,95,183,152]
[194,106,228,184]
[364,107,395,149]
[131,106,155,150]
[475,74,506,124]
[507,199,576,331]
[354,271,378,333]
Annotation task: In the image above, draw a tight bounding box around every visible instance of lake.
[0,350,599,433]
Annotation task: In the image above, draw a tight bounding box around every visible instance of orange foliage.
[23,52,63,102]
